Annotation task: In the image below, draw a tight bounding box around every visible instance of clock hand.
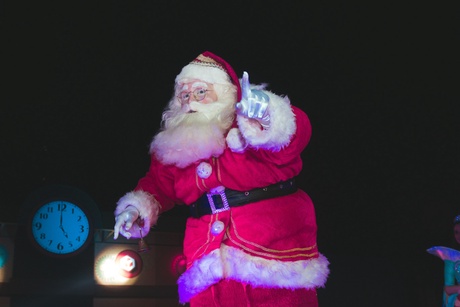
[59,210,68,238]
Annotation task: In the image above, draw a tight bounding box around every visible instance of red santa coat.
[115,94,329,304]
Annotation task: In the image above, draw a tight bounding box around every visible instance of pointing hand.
[235,71,270,128]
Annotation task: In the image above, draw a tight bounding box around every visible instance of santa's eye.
[177,87,212,104]
[194,88,208,99]
[179,92,191,101]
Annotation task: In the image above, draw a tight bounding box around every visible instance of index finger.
[114,218,123,239]
[241,71,251,101]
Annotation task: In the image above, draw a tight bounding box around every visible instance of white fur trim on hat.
[237,91,296,151]
[115,190,160,238]
[177,245,329,304]
[175,63,232,86]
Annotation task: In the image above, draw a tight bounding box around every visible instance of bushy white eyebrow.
[180,81,208,92]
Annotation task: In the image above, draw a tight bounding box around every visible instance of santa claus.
[113,51,329,306]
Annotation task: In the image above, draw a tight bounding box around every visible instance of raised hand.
[235,71,270,128]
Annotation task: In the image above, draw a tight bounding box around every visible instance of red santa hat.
[175,51,242,101]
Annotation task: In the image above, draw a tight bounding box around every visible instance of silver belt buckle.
[207,185,230,214]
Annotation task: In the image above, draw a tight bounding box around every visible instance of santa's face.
[150,80,237,168]
[177,81,218,108]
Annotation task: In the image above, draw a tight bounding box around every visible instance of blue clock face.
[31,200,91,256]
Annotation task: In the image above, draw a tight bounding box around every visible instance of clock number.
[40,233,46,240]
[34,222,42,230]
[58,202,67,212]
[39,213,49,219]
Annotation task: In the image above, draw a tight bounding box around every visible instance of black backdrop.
[2,2,458,306]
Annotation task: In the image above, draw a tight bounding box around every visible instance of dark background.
[1,2,458,306]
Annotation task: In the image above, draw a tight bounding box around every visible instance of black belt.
[190,178,297,218]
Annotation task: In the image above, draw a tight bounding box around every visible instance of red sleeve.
[134,155,178,213]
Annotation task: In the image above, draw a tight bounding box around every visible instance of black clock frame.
[22,184,100,259]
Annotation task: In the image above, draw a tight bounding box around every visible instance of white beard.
[150,97,235,168]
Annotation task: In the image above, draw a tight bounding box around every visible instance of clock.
[30,200,92,257]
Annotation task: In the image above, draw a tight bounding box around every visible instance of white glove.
[236,71,270,129]
[113,206,140,240]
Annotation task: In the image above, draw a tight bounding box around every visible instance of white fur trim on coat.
[237,92,296,151]
[115,190,160,238]
[177,245,329,304]
[226,127,247,153]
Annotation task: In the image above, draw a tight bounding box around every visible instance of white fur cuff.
[237,92,296,151]
[115,190,160,237]
[226,127,247,153]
